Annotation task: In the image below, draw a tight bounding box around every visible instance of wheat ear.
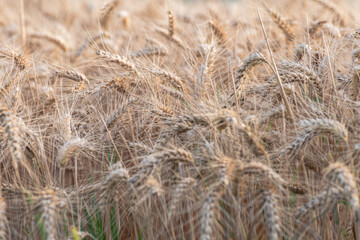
[168,11,175,37]
[75,32,110,57]
[57,138,87,168]
[352,66,360,101]
[261,189,281,240]
[100,167,129,210]
[284,118,348,157]
[0,195,7,240]
[53,69,90,85]
[295,187,343,218]
[37,189,65,240]
[208,20,227,47]
[266,7,295,42]
[200,182,223,240]
[97,50,138,75]
[168,177,196,218]
[0,107,23,173]
[311,0,346,26]
[29,33,68,51]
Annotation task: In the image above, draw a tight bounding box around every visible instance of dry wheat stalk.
[100,76,131,94]
[147,149,194,167]
[191,110,237,130]
[144,177,163,196]
[153,111,236,151]
[235,52,266,88]
[320,22,341,38]
[158,84,185,100]
[257,105,288,127]
[349,28,360,39]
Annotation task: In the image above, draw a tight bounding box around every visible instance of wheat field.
[0,0,359,239]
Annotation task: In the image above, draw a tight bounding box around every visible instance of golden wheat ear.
[0,107,24,176]
[284,118,348,158]
[34,189,66,240]
[97,50,139,76]
[0,195,8,239]
[29,33,68,52]
[200,182,223,240]
[168,10,175,38]
[352,66,360,101]
[293,43,310,62]
[75,32,110,57]
[208,20,227,47]
[57,138,87,168]
[261,189,281,240]
[99,0,120,29]
[311,0,346,26]
[0,50,27,70]
[53,69,90,85]
[226,51,266,107]
[275,61,323,97]
[168,177,196,218]
[99,167,129,211]
[266,7,295,43]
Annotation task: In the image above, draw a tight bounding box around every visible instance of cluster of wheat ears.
[0,0,359,239]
